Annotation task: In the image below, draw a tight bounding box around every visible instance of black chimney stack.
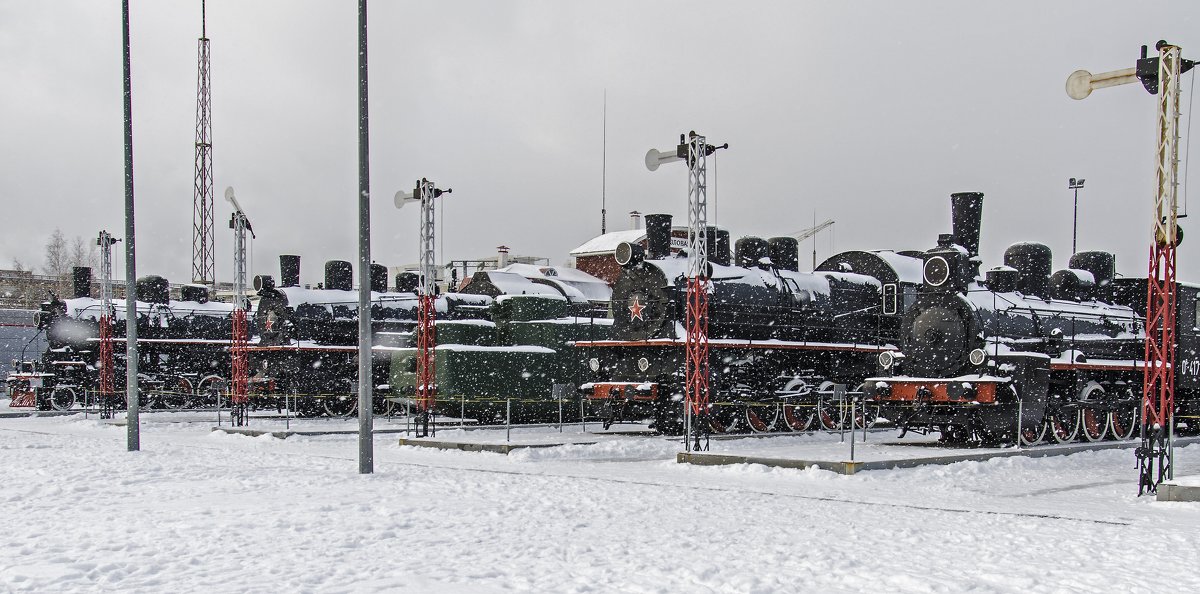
[72,266,92,299]
[713,229,731,267]
[280,255,301,287]
[369,263,388,293]
[950,192,984,257]
[644,214,672,260]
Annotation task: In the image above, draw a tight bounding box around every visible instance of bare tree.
[43,228,68,276]
[68,235,96,269]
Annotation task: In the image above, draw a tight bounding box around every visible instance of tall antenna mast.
[601,90,607,235]
[192,0,215,286]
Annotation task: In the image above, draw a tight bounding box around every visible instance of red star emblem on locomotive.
[628,296,645,321]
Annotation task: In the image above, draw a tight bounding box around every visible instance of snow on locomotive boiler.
[861,192,1187,445]
[578,213,903,434]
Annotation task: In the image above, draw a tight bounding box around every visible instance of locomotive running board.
[572,339,892,353]
[677,435,1200,475]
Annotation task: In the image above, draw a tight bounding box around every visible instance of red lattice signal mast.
[645,132,727,452]
[396,179,452,437]
[225,187,254,426]
[96,230,119,419]
[1067,41,1195,494]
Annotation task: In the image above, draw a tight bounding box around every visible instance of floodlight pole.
[356,0,373,474]
[121,0,140,452]
[1067,40,1195,494]
[645,131,727,453]
[1068,178,1085,254]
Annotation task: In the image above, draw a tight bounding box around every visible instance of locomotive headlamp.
[923,256,951,287]
[878,351,895,369]
[588,358,601,372]
[969,348,987,366]
[637,357,651,372]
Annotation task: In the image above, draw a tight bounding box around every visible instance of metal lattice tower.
[684,132,712,449]
[97,230,118,418]
[225,187,252,426]
[192,0,215,286]
[1140,42,1185,492]
[395,178,451,436]
[417,179,438,417]
[646,132,726,452]
[417,180,451,420]
[1066,41,1195,494]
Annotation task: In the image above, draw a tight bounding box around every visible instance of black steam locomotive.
[34,269,236,410]
[577,213,909,433]
[864,192,1200,445]
[250,255,493,416]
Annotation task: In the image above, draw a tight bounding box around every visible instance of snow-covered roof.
[480,272,562,297]
[495,263,612,302]
[569,229,647,257]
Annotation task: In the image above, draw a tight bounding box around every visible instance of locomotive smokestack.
[370,263,388,293]
[713,229,731,267]
[769,237,800,272]
[72,266,92,299]
[280,255,300,287]
[644,214,672,260]
[950,192,984,257]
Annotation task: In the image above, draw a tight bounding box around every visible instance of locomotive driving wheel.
[1078,382,1109,442]
[50,386,78,411]
[197,374,227,408]
[780,404,814,432]
[777,378,813,432]
[848,385,877,429]
[161,376,194,410]
[1047,412,1080,443]
[1108,394,1138,441]
[744,403,779,433]
[322,393,358,417]
[1019,419,1047,446]
[814,381,841,430]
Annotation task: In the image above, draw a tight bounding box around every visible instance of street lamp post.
[1069,177,1085,254]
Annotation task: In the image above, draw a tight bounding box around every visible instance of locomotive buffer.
[1067,41,1195,494]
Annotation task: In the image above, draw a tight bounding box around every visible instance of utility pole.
[356,0,373,475]
[121,0,140,452]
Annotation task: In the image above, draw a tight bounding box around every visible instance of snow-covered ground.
[2,402,1198,593]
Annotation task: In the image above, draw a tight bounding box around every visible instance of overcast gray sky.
[2,1,1198,286]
